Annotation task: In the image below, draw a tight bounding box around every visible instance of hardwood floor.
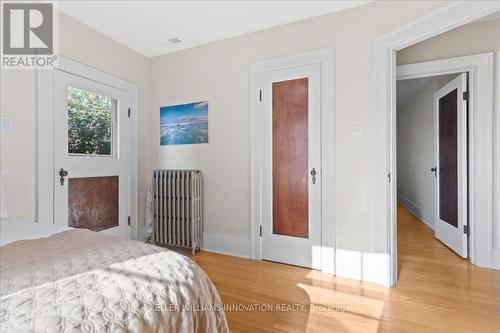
[189,205,500,332]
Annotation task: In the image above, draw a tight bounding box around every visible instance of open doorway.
[396,72,470,264]
[392,50,495,284]
[374,3,499,286]
[376,4,500,285]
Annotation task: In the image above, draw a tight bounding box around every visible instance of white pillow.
[0,169,8,219]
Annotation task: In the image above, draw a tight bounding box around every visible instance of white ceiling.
[58,1,371,58]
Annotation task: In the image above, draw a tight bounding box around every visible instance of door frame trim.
[375,1,500,286]
[36,56,139,240]
[250,48,335,273]
[398,55,494,264]
[495,52,500,270]
[397,54,494,277]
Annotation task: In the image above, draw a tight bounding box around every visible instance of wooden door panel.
[68,176,119,231]
[438,89,458,228]
[272,78,308,238]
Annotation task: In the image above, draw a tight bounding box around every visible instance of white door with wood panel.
[259,63,322,269]
[433,73,468,257]
[53,70,132,239]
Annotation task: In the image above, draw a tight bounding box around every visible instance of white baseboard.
[203,233,391,286]
[398,194,434,230]
[335,249,390,286]
[202,232,250,258]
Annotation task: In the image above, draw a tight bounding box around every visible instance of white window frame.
[250,48,335,274]
[375,1,500,286]
[66,86,118,158]
[36,56,139,239]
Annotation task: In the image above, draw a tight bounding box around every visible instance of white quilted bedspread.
[0,229,228,333]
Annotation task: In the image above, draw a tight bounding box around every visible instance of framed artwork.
[160,101,208,145]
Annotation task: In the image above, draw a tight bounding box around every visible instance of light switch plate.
[0,117,13,132]
[353,122,362,136]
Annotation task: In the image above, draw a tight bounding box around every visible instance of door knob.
[430,166,437,178]
[59,168,68,186]
[310,168,317,184]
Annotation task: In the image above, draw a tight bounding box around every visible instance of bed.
[0,219,229,333]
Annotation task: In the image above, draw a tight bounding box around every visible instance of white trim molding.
[375,1,500,286]
[202,232,250,259]
[250,48,335,274]
[397,194,434,230]
[335,249,390,286]
[36,56,139,240]
[494,52,500,270]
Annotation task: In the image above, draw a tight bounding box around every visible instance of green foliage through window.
[67,87,113,155]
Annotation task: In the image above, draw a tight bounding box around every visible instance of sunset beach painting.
[160,101,208,145]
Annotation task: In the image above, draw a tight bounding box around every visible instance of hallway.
[395,204,500,331]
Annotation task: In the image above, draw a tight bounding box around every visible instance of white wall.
[396,74,457,229]
[0,70,36,221]
[0,12,150,229]
[147,1,447,258]
[397,18,500,65]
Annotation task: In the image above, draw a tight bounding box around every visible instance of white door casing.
[433,73,468,257]
[260,63,322,269]
[394,53,494,286]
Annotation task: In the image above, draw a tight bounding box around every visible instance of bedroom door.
[260,63,322,269]
[433,73,468,257]
[53,70,132,239]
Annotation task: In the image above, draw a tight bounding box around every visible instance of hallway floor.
[189,205,500,332]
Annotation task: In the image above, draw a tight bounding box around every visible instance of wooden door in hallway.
[433,73,468,257]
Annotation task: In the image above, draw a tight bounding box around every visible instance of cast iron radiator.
[153,170,202,254]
